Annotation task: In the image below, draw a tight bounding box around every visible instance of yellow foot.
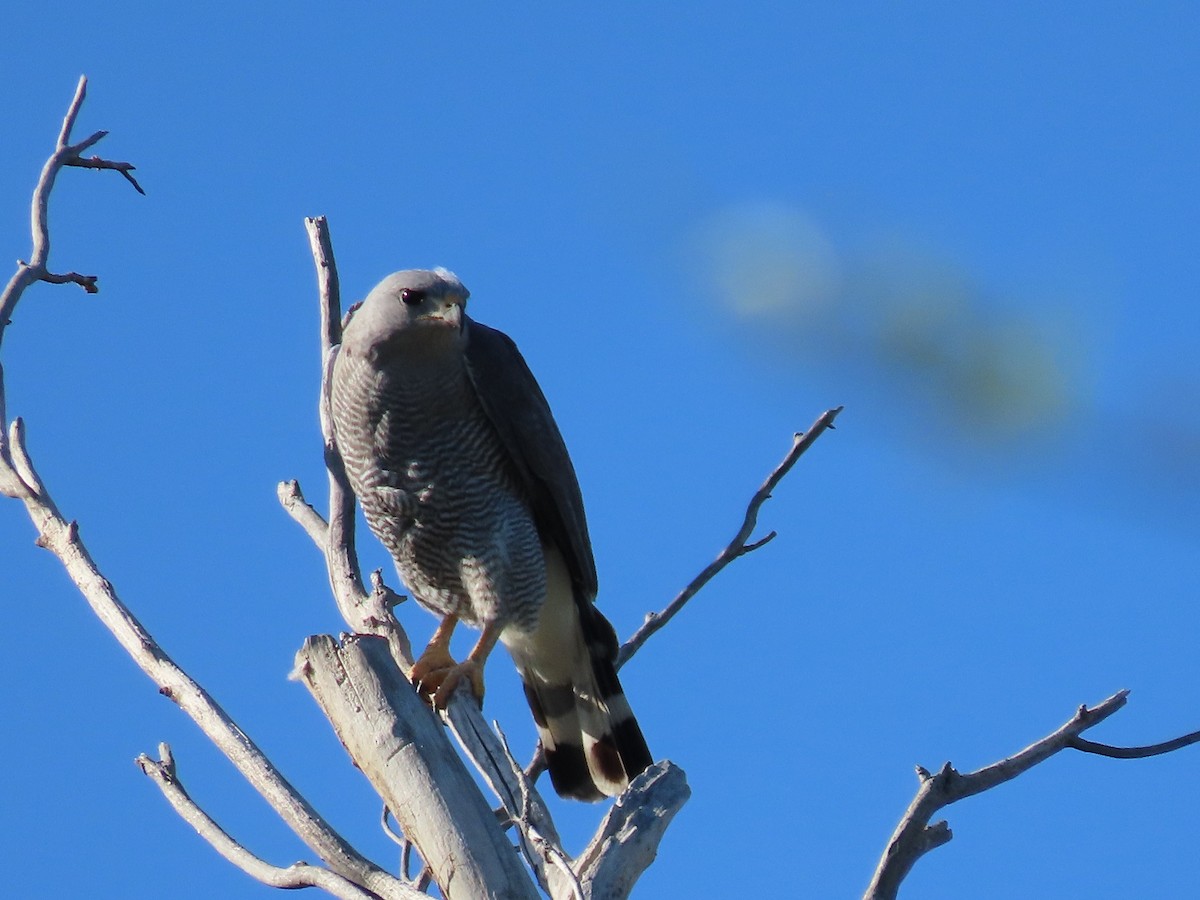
[410,643,458,698]
[430,659,485,709]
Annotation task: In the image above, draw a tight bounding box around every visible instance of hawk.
[329,268,653,801]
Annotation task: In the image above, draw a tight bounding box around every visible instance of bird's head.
[347,268,470,352]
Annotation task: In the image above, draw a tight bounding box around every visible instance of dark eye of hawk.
[399,288,426,306]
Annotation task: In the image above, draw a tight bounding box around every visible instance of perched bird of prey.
[329,268,652,801]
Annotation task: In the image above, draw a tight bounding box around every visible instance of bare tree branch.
[65,153,145,194]
[864,690,1200,900]
[574,762,691,900]
[0,76,143,352]
[0,78,411,900]
[1067,729,1200,759]
[278,478,330,546]
[3,414,411,899]
[136,744,389,900]
[618,405,843,667]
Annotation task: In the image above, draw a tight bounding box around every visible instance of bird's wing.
[462,316,599,600]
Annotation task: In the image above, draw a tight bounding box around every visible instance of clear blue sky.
[3,4,1198,897]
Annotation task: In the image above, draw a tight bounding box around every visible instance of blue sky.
[3,4,1198,897]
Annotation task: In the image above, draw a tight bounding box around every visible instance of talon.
[430,660,485,709]
[410,645,458,696]
[408,615,495,708]
[410,614,460,702]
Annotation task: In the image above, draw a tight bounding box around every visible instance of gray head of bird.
[347,268,471,350]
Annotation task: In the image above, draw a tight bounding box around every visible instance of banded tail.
[502,569,652,801]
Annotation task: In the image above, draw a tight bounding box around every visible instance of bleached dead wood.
[294,634,540,900]
[574,763,691,900]
[136,743,385,900]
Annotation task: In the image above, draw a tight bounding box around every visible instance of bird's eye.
[400,288,426,306]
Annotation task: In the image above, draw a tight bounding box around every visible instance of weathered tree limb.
[445,702,572,898]
[0,76,130,348]
[283,459,690,899]
[573,762,691,900]
[136,743,391,900]
[5,445,406,900]
[293,634,540,900]
[65,152,145,194]
[865,690,1200,900]
[0,78,410,900]
[618,406,843,667]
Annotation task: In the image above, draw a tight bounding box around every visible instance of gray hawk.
[329,268,653,801]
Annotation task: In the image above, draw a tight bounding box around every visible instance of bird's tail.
[508,602,652,801]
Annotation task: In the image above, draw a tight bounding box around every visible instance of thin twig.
[136,744,393,900]
[1,415,43,499]
[381,808,427,892]
[300,217,372,625]
[414,867,433,893]
[618,405,843,667]
[1068,728,1200,759]
[0,76,143,354]
[277,479,331,548]
[380,806,405,848]
[307,214,343,352]
[399,836,413,880]
[65,154,145,194]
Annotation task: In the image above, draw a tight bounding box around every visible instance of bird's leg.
[430,621,504,709]
[411,614,460,697]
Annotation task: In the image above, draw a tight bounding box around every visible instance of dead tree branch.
[618,405,842,667]
[293,635,540,900]
[865,690,1200,900]
[136,744,390,900]
[1067,728,1200,759]
[64,152,145,194]
[494,723,585,900]
[0,78,410,900]
[573,762,691,899]
[0,76,141,349]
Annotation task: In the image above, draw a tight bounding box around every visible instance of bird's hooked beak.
[439,292,466,330]
[421,290,466,330]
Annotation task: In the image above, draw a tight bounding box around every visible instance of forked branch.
[866,690,1200,899]
[0,76,142,352]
